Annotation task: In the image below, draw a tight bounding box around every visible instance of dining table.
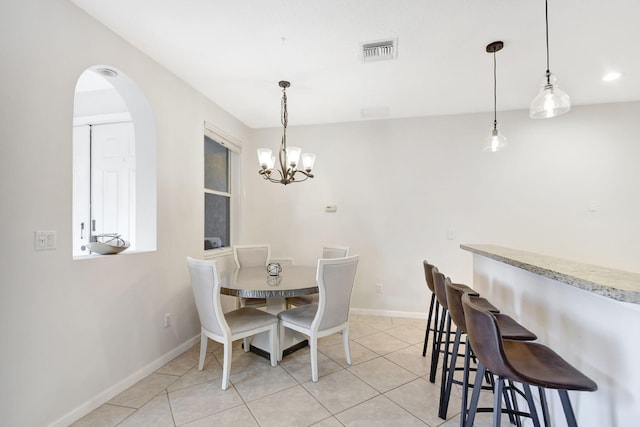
[218,265,318,358]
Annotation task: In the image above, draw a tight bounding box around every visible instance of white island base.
[462,245,640,427]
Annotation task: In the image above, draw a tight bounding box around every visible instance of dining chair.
[186,257,278,390]
[322,245,350,259]
[286,245,350,308]
[233,244,271,308]
[278,255,359,382]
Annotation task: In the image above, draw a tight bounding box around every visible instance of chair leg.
[492,377,504,427]
[310,335,318,382]
[430,304,445,383]
[459,337,472,427]
[522,383,542,427]
[423,293,436,356]
[198,332,207,371]
[538,387,551,426]
[278,323,285,361]
[269,324,277,367]
[221,339,232,390]
[440,328,461,419]
[342,327,352,365]
[243,337,251,353]
[558,389,578,427]
[438,313,452,418]
[465,362,486,427]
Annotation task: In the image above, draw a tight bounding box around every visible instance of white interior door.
[91,122,136,247]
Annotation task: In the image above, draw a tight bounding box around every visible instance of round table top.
[219,265,319,298]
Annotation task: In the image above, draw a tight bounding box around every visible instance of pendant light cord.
[493,50,497,129]
[545,0,551,83]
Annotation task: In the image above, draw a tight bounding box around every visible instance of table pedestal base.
[244,296,310,359]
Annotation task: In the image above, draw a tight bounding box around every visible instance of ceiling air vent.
[361,39,398,62]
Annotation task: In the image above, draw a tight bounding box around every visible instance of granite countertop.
[460,244,640,304]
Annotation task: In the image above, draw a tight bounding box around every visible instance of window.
[203,125,241,251]
[73,66,157,257]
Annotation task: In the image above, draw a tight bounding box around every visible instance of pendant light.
[530,0,570,119]
[483,41,507,152]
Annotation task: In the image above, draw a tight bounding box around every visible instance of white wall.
[242,102,640,314]
[0,1,247,426]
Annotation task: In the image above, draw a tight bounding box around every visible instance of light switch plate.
[35,231,56,251]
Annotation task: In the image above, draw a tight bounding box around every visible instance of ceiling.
[69,0,640,129]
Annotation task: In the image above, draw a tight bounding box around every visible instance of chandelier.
[257,81,316,185]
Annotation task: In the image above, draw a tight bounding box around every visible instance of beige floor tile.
[212,346,272,375]
[354,315,395,331]
[230,365,297,402]
[168,380,243,425]
[156,347,201,376]
[108,373,178,409]
[181,405,259,427]
[384,324,427,345]
[347,357,417,393]
[117,394,174,427]
[167,357,223,392]
[354,331,411,355]
[335,395,427,426]
[391,317,428,328]
[70,404,134,427]
[280,349,342,383]
[247,385,331,427]
[319,340,378,367]
[310,416,344,427]
[347,322,381,339]
[385,377,459,425]
[385,345,431,377]
[302,369,378,413]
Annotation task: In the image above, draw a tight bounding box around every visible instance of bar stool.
[443,281,537,425]
[462,294,598,427]
[430,268,489,386]
[421,261,439,358]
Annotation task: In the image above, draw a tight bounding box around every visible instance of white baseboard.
[48,334,200,427]
[350,308,427,319]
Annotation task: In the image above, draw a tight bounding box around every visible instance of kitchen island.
[461,244,640,427]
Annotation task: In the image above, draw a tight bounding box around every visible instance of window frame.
[203,123,241,255]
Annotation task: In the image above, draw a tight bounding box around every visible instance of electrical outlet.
[164,313,171,328]
[376,283,382,293]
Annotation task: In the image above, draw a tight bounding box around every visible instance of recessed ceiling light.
[602,71,622,81]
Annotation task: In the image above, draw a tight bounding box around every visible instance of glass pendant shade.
[530,72,570,119]
[483,127,507,152]
[301,152,316,171]
[257,148,273,168]
[286,146,301,167]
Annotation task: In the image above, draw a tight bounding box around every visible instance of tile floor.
[72,315,508,427]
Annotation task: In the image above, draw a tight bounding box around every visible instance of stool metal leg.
[558,390,578,427]
[441,328,462,419]
[430,304,445,383]
[465,362,486,427]
[538,387,551,426]
[438,313,453,418]
[492,377,504,427]
[522,383,542,427]
[422,293,436,356]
